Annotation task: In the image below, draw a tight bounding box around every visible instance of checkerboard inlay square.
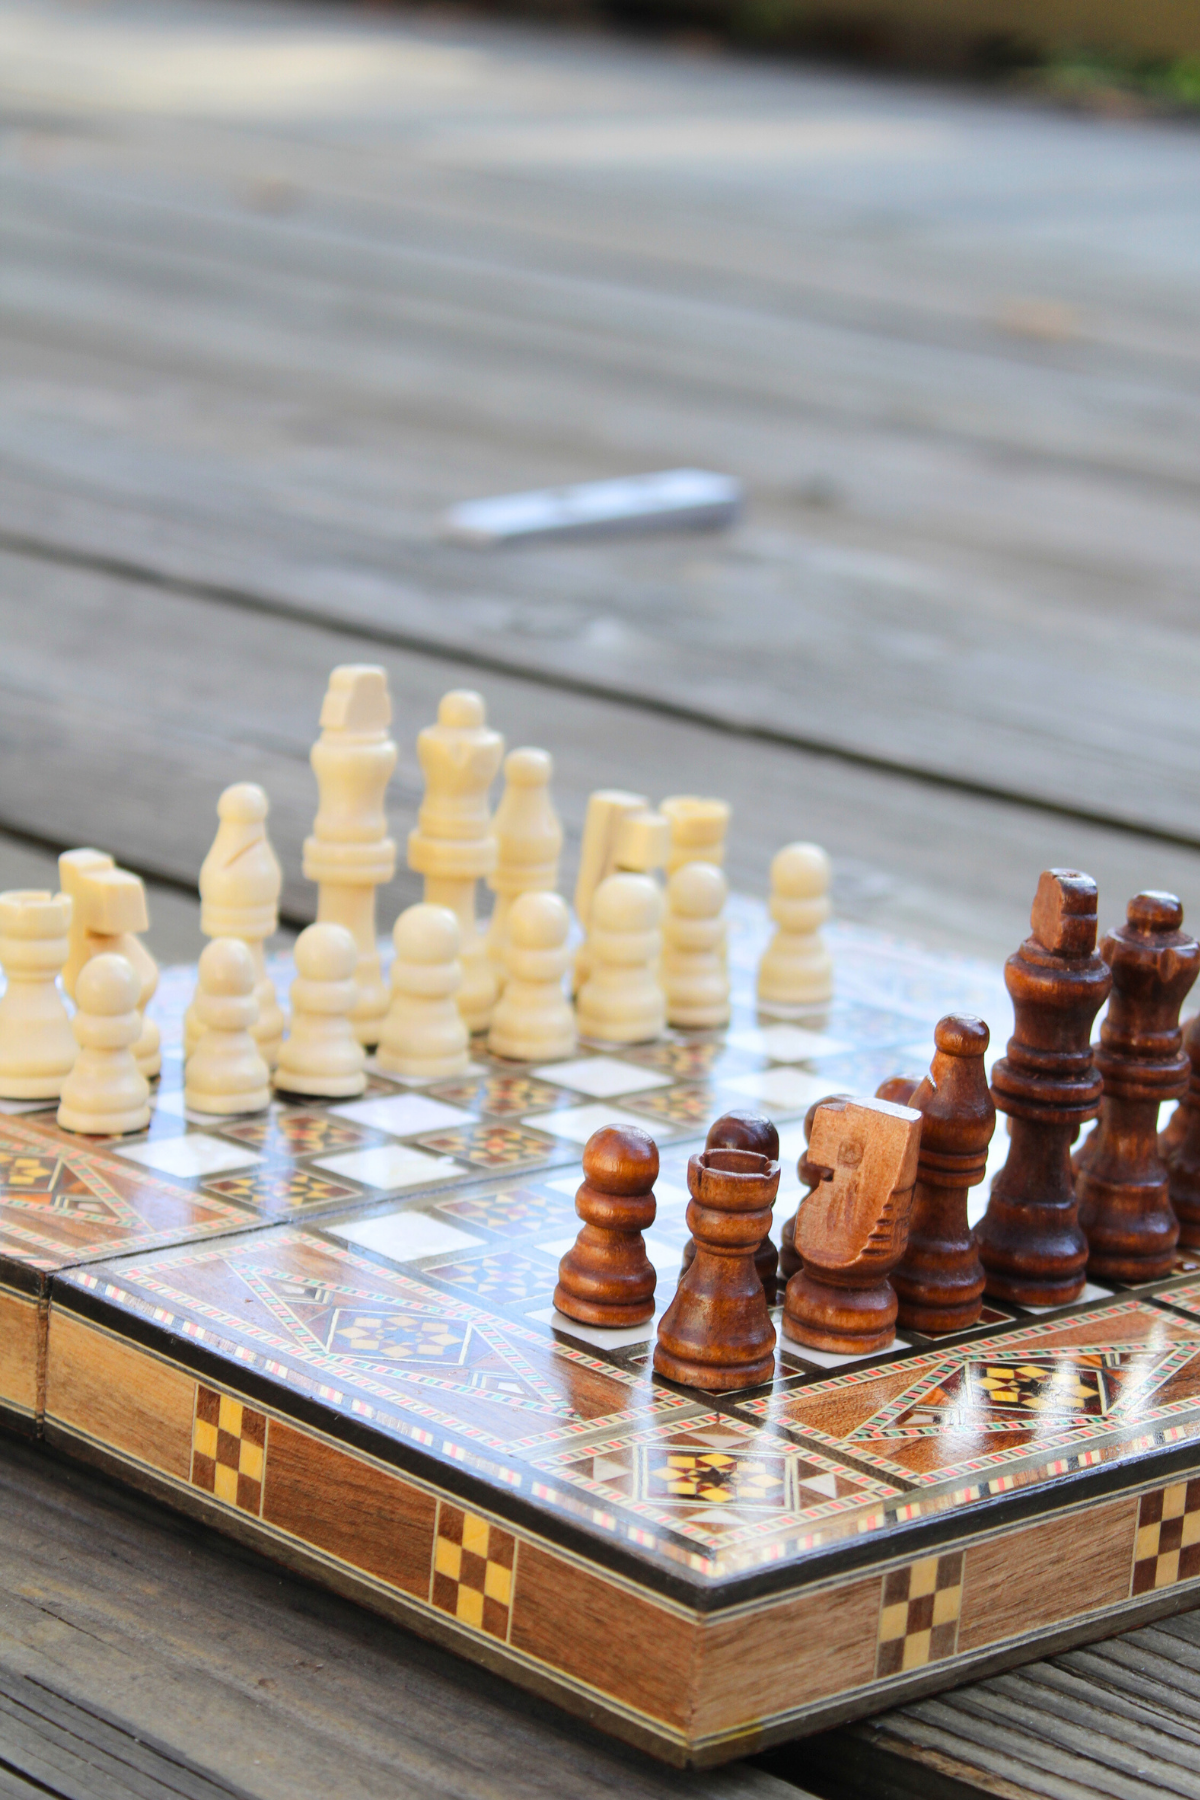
[1132,1480,1200,1595]
[875,1551,963,1677]
[431,1503,515,1640]
[191,1384,266,1515]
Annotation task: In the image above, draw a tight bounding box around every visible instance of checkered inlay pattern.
[1132,1480,1200,1595]
[876,1551,963,1676]
[431,1504,516,1640]
[191,1385,266,1515]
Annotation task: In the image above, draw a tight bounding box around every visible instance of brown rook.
[977,869,1112,1308]
[1077,892,1199,1284]
[555,1124,658,1327]
[654,1145,779,1391]
[891,1016,996,1335]
[1163,1012,1200,1248]
[783,1095,922,1354]
[681,1110,779,1293]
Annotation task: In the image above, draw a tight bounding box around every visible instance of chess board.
[6,897,1200,1767]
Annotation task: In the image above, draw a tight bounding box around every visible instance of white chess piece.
[59,849,161,1079]
[489,892,576,1063]
[662,862,730,1029]
[57,953,151,1135]
[572,791,669,994]
[757,842,834,1012]
[406,691,503,1033]
[377,904,470,1079]
[576,873,665,1045]
[486,748,562,994]
[187,784,284,1065]
[0,890,77,1098]
[275,923,366,1099]
[304,666,397,1048]
[185,939,270,1115]
[660,796,730,876]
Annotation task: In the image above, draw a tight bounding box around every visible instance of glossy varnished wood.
[682,1111,780,1294]
[554,1124,659,1327]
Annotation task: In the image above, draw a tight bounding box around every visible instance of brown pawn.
[1077,893,1199,1284]
[977,870,1112,1308]
[555,1125,658,1327]
[779,1093,853,1282]
[654,1146,779,1391]
[890,1017,996,1335]
[1162,1013,1200,1248]
[783,1096,922,1354]
[680,1111,779,1293]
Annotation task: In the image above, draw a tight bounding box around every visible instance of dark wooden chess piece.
[782,1095,922,1354]
[555,1124,658,1327]
[1162,1012,1200,1248]
[779,1094,852,1283]
[654,1145,779,1391]
[890,1016,996,1335]
[1076,893,1199,1284]
[680,1110,779,1293]
[976,869,1112,1308]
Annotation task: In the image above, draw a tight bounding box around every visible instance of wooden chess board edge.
[0,1279,43,1434]
[33,1301,1200,1766]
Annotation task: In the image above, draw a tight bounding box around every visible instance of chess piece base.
[782,1270,897,1355]
[274,1071,367,1099]
[553,1286,654,1328]
[652,1343,774,1392]
[1078,1174,1179,1284]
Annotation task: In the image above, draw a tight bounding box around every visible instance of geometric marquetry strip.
[875,1551,963,1677]
[1131,1480,1200,1596]
[191,1385,266,1516]
[431,1503,516,1641]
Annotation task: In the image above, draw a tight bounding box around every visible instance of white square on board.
[724,1067,830,1113]
[1021,1283,1111,1315]
[727,1025,850,1063]
[313,1144,466,1190]
[787,1335,907,1369]
[330,1093,472,1138]
[363,1057,486,1087]
[330,1210,484,1263]
[528,1304,659,1350]
[525,1104,663,1144]
[535,1057,671,1098]
[534,1235,579,1258]
[115,1135,265,1178]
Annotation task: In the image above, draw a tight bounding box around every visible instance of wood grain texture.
[44,1312,194,1480]
[694,1578,881,1737]
[0,1286,40,1422]
[958,1499,1140,1653]
[262,1422,437,1599]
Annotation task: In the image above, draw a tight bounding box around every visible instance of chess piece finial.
[377,903,470,1079]
[57,953,151,1135]
[1163,1012,1200,1247]
[977,869,1112,1307]
[654,1145,779,1391]
[188,783,283,1065]
[407,689,504,1034]
[757,843,833,1013]
[304,667,397,1048]
[0,890,77,1099]
[660,796,730,876]
[778,1092,854,1282]
[59,849,161,1079]
[554,1125,658,1327]
[275,922,367,1099]
[576,872,665,1045]
[662,862,730,1029]
[1076,892,1199,1283]
[185,938,270,1115]
[782,1095,922,1354]
[681,1111,780,1291]
[487,748,562,993]
[488,891,577,1063]
[572,790,668,993]
[890,1017,996,1335]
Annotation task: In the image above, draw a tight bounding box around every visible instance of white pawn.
[377,904,470,1080]
[757,843,834,1012]
[187,784,284,1065]
[185,939,270,1115]
[663,863,730,1029]
[59,850,161,1079]
[57,954,151,1135]
[576,873,665,1046]
[275,924,366,1099]
[487,748,563,994]
[0,890,77,1099]
[489,892,577,1063]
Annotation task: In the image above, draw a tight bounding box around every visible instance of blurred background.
[3,0,1200,975]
